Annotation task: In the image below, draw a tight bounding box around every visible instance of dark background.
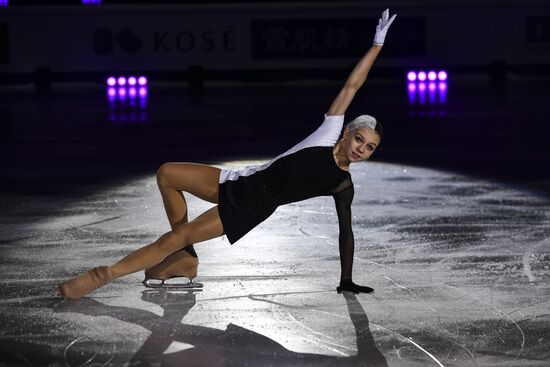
[1,1,549,198]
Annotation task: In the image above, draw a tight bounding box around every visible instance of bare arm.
[327,45,383,116]
[327,9,397,116]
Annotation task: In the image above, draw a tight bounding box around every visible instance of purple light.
[0,0,8,7]
[128,76,137,86]
[117,87,127,98]
[82,0,102,4]
[117,77,127,86]
[407,71,417,82]
[438,71,448,81]
[139,99,147,109]
[428,83,437,104]
[417,71,427,82]
[428,71,437,81]
[407,83,416,105]
[418,83,426,105]
[107,77,116,87]
[438,82,447,104]
[139,87,148,98]
[128,87,137,98]
[138,76,148,86]
[107,87,117,104]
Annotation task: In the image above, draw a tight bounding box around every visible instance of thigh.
[158,162,221,203]
[172,205,225,245]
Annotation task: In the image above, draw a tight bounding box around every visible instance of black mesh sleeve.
[332,183,355,281]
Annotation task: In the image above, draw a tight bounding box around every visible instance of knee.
[156,163,173,187]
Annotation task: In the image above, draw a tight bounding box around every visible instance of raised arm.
[327,9,397,116]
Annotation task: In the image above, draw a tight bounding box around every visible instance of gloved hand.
[373,8,397,46]
[336,279,374,294]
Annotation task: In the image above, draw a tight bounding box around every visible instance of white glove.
[373,8,397,46]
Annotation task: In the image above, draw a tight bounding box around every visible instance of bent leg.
[157,162,221,226]
[110,205,224,279]
[156,162,221,258]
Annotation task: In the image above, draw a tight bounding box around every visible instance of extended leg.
[58,206,225,300]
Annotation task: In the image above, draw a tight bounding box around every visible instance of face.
[341,127,380,162]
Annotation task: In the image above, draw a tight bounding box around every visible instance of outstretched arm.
[327,9,397,116]
[327,46,382,116]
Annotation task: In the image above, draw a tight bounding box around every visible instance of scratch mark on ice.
[310,309,445,366]
[443,284,525,359]
[522,238,550,282]
[384,276,438,313]
[371,323,445,366]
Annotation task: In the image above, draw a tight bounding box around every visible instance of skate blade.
[142,279,203,289]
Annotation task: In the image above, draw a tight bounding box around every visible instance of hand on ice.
[336,279,374,294]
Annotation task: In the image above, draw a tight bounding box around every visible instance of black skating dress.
[218,114,355,274]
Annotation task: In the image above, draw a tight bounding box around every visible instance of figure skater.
[58,9,397,300]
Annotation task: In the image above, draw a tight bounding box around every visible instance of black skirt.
[218,171,278,244]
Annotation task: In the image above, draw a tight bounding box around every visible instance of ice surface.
[0,161,549,366]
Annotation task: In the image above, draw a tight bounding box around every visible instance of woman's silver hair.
[345,115,377,134]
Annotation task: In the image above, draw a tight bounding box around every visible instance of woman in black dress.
[58,9,397,300]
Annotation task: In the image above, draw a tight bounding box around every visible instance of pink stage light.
[407,70,449,83]
[117,77,127,86]
[438,82,447,104]
[138,76,148,86]
[139,87,148,98]
[128,87,137,98]
[407,82,416,104]
[128,76,137,86]
[407,71,417,82]
[117,87,127,98]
